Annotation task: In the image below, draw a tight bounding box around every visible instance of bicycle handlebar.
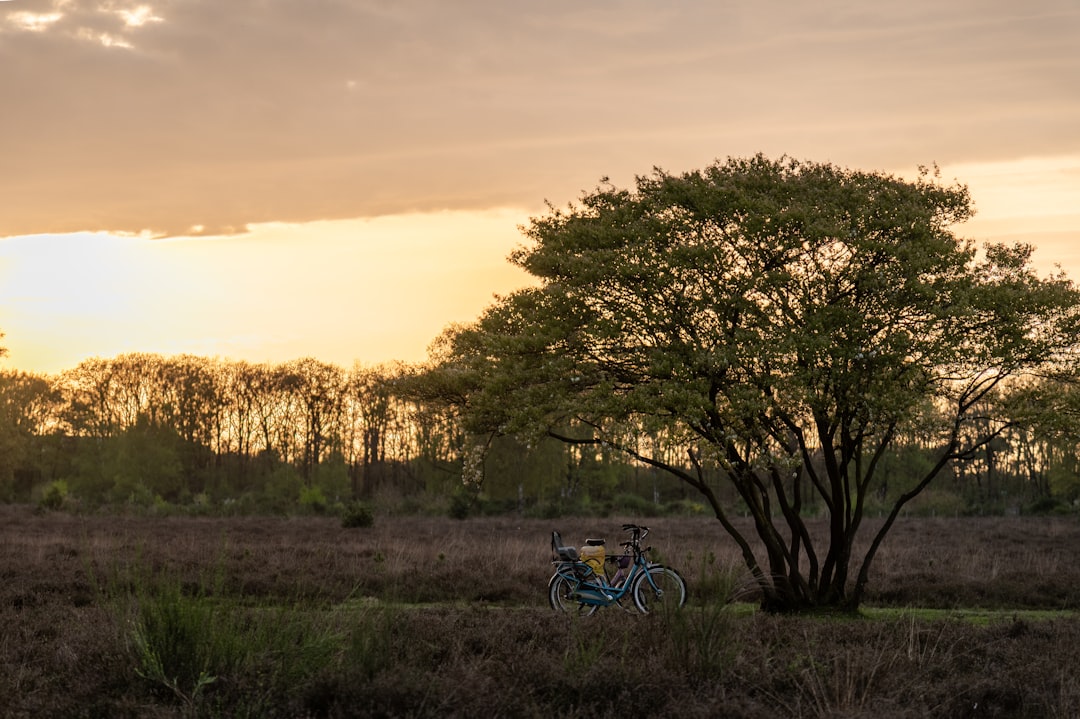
[618,525,651,557]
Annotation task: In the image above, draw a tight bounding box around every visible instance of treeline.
[0,353,681,516]
[0,353,1078,517]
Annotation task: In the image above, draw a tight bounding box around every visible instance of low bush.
[340,501,375,528]
[38,479,68,511]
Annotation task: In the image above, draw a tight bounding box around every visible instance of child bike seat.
[551,530,580,561]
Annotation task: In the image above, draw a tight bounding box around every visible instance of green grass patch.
[861,605,1080,625]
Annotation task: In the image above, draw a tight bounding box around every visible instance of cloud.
[2,0,1078,237]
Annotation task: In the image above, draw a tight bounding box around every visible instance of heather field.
[3,506,1080,718]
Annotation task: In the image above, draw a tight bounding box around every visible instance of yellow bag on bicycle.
[579,540,606,584]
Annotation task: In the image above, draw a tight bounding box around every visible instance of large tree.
[423,155,1080,612]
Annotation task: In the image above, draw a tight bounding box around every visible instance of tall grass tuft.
[345,606,402,680]
[114,560,346,716]
[658,601,738,682]
[127,573,239,713]
[684,548,751,606]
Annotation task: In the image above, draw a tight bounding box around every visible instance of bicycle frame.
[551,556,664,607]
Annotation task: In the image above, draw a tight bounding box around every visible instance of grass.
[862,605,1080,625]
[3,506,1080,717]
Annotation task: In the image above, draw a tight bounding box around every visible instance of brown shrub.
[3,505,1080,717]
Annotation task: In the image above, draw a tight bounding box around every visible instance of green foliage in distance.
[422,155,1080,612]
[340,500,375,528]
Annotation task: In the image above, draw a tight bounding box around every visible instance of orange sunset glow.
[1,0,1078,375]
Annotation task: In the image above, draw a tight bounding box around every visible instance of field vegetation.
[3,505,1080,717]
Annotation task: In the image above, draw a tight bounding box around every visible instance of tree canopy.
[425,154,1080,611]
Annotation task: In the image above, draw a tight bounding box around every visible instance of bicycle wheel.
[631,565,687,613]
[548,573,599,616]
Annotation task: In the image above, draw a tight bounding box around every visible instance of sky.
[1,0,1078,375]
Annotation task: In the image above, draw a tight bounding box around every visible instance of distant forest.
[1,352,1078,518]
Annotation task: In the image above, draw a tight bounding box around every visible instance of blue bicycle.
[548,524,687,615]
